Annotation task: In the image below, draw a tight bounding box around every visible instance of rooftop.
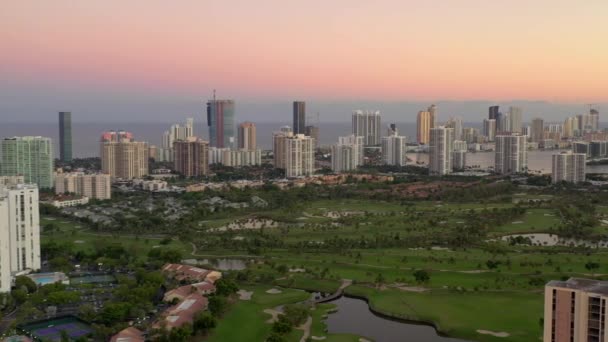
[547,278,608,296]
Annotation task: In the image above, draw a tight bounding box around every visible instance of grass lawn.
[345,285,543,342]
[208,285,309,342]
[41,216,193,261]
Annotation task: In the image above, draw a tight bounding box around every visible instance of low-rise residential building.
[134,179,168,191]
[55,172,111,200]
[163,281,216,302]
[48,195,89,208]
[153,293,209,331]
[208,147,262,167]
[162,264,222,284]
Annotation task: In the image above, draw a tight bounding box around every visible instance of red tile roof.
[110,327,144,342]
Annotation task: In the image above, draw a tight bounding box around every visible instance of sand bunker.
[266,288,282,294]
[237,289,253,300]
[477,330,510,337]
[263,308,282,323]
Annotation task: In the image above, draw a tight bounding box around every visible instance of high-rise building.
[160,118,194,162]
[495,134,527,174]
[445,117,463,141]
[589,141,608,159]
[508,106,523,134]
[544,278,608,342]
[381,133,407,166]
[428,104,437,129]
[483,119,497,142]
[293,101,306,135]
[488,106,500,121]
[572,141,590,156]
[332,135,364,172]
[563,116,579,138]
[531,118,545,143]
[590,108,600,131]
[453,140,468,152]
[285,134,315,177]
[174,137,209,177]
[429,127,454,175]
[272,126,293,169]
[58,112,72,163]
[100,131,148,180]
[207,99,235,148]
[352,111,381,146]
[452,151,466,171]
[55,172,112,200]
[0,137,54,188]
[0,184,41,292]
[462,127,479,144]
[552,151,585,184]
[305,126,319,148]
[238,122,257,150]
[417,110,432,145]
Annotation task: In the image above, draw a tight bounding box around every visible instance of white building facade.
[352,110,381,146]
[429,127,454,175]
[0,184,41,292]
[381,134,407,166]
[495,134,528,174]
[552,151,586,184]
[332,135,364,172]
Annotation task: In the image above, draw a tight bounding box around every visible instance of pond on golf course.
[325,296,468,342]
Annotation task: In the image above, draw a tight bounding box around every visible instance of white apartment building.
[208,148,262,167]
[159,118,194,162]
[352,110,381,146]
[0,184,41,292]
[381,133,407,166]
[332,135,364,172]
[495,134,528,174]
[429,127,454,175]
[0,176,25,187]
[552,151,586,184]
[285,134,315,177]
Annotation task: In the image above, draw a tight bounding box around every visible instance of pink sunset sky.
[1,0,607,119]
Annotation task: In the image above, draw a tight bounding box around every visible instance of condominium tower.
[238,122,257,150]
[544,278,608,342]
[293,101,306,135]
[332,135,364,172]
[495,134,527,174]
[352,110,381,146]
[160,118,194,162]
[381,133,407,166]
[272,126,293,169]
[174,137,209,177]
[207,99,235,148]
[417,110,433,145]
[0,184,41,292]
[531,118,545,143]
[58,112,72,162]
[284,134,315,177]
[0,136,54,188]
[429,127,454,175]
[552,151,586,184]
[100,131,148,180]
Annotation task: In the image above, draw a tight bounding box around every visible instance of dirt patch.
[237,289,253,300]
[289,268,306,273]
[476,330,510,337]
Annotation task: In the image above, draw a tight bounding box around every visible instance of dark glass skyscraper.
[293,101,306,134]
[58,111,72,162]
[207,99,235,148]
[488,106,499,120]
